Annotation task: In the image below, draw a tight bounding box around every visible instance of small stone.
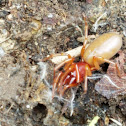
[30,19,42,31]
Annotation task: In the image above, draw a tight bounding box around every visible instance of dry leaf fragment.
[95,51,126,99]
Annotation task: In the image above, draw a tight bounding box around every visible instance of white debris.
[48,13,53,18]
[26,104,31,109]
[103,74,120,88]
[38,62,47,80]
[88,116,100,126]
[110,118,122,126]
[0,47,5,59]
[69,89,75,116]
[92,12,107,32]
[88,73,103,80]
[43,89,53,102]
[47,26,52,31]
[123,29,126,37]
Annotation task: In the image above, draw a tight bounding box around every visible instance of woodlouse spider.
[43,14,122,98]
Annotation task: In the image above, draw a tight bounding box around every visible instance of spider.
[43,13,122,98]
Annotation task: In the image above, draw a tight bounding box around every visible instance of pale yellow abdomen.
[83,32,122,66]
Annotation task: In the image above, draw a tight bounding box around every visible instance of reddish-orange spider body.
[63,62,88,85]
[57,62,91,96]
[43,14,122,98]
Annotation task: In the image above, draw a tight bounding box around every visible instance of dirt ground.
[0,0,126,126]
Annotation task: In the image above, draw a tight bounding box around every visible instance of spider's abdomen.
[83,32,122,66]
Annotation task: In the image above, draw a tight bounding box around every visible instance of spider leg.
[60,64,81,96]
[52,58,74,98]
[42,53,72,61]
[61,83,78,96]
[64,58,74,71]
[75,64,80,83]
[54,58,74,79]
[52,57,74,98]
[52,71,62,98]
[83,65,92,94]
[83,70,87,94]
[43,51,76,97]
[57,64,76,94]
[81,13,88,60]
[93,56,121,77]
[43,52,74,79]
